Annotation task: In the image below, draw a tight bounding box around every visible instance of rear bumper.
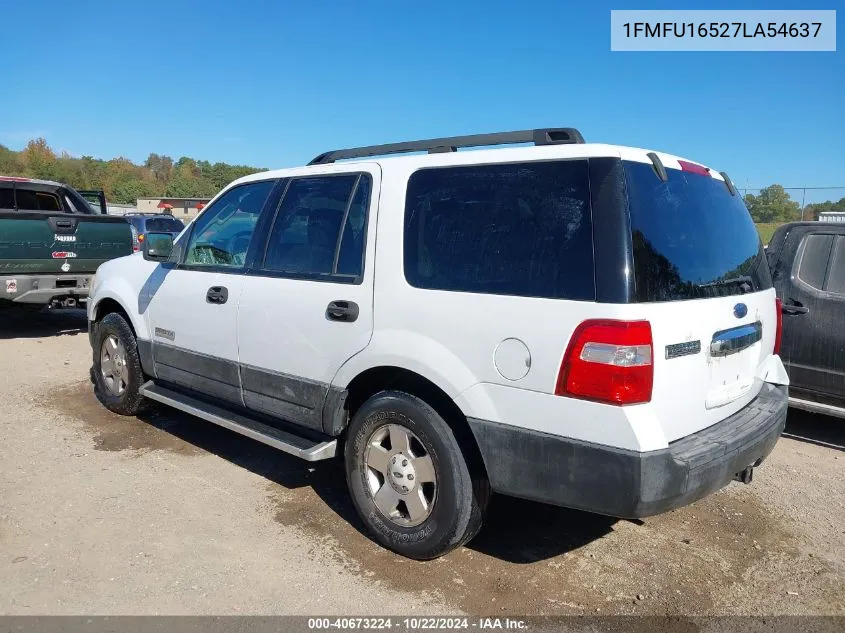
[1,273,93,304]
[467,383,788,518]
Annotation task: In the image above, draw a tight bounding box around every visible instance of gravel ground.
[0,308,843,616]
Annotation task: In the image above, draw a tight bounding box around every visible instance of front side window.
[403,160,594,300]
[184,180,275,268]
[263,174,371,278]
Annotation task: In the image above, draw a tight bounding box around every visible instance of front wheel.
[92,312,146,416]
[345,391,488,560]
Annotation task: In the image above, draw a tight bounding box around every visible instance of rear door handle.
[326,300,359,322]
[781,299,809,315]
[206,286,228,305]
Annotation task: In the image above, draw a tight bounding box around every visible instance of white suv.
[87,128,790,560]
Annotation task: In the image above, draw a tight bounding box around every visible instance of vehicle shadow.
[783,407,845,452]
[0,306,87,339]
[120,396,614,563]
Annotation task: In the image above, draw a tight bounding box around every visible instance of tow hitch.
[48,296,79,310]
[734,467,753,484]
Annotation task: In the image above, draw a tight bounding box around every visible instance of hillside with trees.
[0,138,267,204]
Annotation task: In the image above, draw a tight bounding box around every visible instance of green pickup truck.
[1,176,133,309]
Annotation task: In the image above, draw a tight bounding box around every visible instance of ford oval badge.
[733,303,748,319]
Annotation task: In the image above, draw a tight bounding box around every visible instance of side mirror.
[143,232,174,262]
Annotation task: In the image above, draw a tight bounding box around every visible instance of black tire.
[345,390,489,560]
[92,312,147,416]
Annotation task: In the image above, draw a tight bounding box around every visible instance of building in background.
[136,197,210,221]
[103,202,138,216]
[819,211,845,223]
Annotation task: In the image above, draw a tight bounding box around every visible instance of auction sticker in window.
[6,279,17,294]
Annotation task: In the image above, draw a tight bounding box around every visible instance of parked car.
[86,128,789,559]
[0,176,133,309]
[124,213,185,253]
[766,221,845,418]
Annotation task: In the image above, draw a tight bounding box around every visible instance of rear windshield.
[625,161,772,302]
[145,216,185,232]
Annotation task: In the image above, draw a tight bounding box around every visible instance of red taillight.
[138,233,145,242]
[555,320,654,405]
[774,298,783,355]
[677,160,710,176]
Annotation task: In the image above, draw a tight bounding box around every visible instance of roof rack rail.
[308,127,585,165]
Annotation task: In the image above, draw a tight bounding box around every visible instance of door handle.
[326,300,359,322]
[781,299,809,315]
[206,286,228,305]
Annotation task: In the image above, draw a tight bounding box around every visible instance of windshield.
[624,160,772,302]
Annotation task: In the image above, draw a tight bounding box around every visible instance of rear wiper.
[697,276,754,293]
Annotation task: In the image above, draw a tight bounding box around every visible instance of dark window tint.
[797,234,834,291]
[263,174,370,278]
[146,216,185,232]
[184,180,274,268]
[14,189,62,212]
[825,236,845,295]
[625,161,772,301]
[0,187,13,209]
[336,178,370,276]
[403,160,594,300]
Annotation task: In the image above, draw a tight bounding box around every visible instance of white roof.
[230,143,724,187]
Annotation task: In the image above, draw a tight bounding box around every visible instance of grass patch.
[756,223,781,245]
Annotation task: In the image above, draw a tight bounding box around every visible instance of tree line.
[2,139,843,221]
[743,184,844,223]
[0,138,267,204]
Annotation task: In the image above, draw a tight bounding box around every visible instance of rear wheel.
[92,312,146,416]
[345,390,488,560]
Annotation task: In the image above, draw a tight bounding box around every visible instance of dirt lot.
[1,308,843,615]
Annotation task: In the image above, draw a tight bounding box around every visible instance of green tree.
[803,197,845,221]
[1,137,265,203]
[0,144,24,174]
[20,138,60,180]
[144,153,173,184]
[744,185,801,223]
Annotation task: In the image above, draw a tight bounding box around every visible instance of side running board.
[788,396,845,420]
[140,381,338,461]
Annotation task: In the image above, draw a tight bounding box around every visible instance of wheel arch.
[90,291,147,341]
[342,365,489,482]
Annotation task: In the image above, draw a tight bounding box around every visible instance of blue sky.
[1,0,842,201]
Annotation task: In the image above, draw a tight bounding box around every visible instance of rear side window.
[797,234,845,295]
[797,234,834,290]
[0,187,13,209]
[0,188,63,212]
[625,161,772,301]
[827,237,845,295]
[403,160,594,300]
[263,173,371,279]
